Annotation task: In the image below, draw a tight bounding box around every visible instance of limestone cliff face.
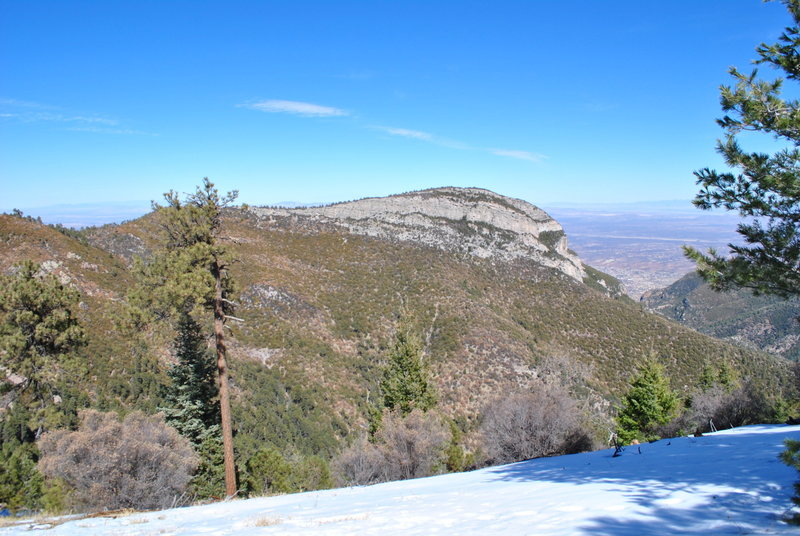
[251,187,586,282]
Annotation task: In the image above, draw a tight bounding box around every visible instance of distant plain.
[547,202,744,298]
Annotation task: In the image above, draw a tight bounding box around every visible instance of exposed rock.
[241,283,316,315]
[251,187,586,283]
[242,346,285,367]
[84,227,148,263]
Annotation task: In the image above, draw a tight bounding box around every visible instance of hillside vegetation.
[0,187,795,511]
[643,271,800,361]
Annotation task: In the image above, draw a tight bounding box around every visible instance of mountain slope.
[0,214,166,412]
[3,424,798,535]
[642,271,800,361]
[1,188,793,461]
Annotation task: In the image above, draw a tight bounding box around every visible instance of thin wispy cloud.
[374,125,470,150]
[30,113,119,126]
[0,97,53,109]
[0,97,150,134]
[375,126,434,141]
[243,99,349,117]
[243,99,544,163]
[65,126,157,136]
[376,124,544,162]
[489,149,547,163]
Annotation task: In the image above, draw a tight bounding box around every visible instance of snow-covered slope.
[4,425,800,535]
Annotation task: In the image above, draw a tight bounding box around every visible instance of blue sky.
[0,0,793,218]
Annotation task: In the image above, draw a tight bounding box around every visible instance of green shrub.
[444,420,476,472]
[780,439,800,525]
[245,447,293,495]
[615,360,679,444]
[191,434,226,500]
[0,443,43,513]
[289,455,334,492]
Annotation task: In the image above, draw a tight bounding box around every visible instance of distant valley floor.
[547,206,744,299]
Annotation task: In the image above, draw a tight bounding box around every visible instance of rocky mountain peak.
[250,187,586,282]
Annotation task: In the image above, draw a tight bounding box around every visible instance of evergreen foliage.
[379,327,436,416]
[0,260,86,430]
[190,435,226,499]
[160,314,225,500]
[0,443,43,512]
[129,178,240,497]
[289,455,334,492]
[685,0,800,297]
[243,446,334,497]
[615,360,679,444]
[244,446,294,495]
[161,314,220,447]
[0,260,87,513]
[780,438,800,524]
[443,420,475,472]
[231,359,343,462]
[129,179,238,321]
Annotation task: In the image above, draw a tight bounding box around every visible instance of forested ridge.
[0,186,794,514]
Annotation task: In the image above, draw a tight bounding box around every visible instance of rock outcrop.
[250,187,586,282]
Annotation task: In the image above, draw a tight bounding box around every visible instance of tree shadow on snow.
[485,426,800,535]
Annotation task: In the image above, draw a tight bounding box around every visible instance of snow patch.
[2,425,799,535]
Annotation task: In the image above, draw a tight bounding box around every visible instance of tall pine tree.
[131,178,240,497]
[0,260,86,512]
[0,260,86,430]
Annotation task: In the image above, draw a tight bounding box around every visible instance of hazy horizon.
[2,193,736,229]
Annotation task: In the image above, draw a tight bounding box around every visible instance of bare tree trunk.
[213,261,237,498]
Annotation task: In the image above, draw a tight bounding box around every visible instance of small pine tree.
[698,365,716,390]
[161,314,220,447]
[717,361,737,389]
[616,360,679,444]
[160,314,224,500]
[444,420,475,472]
[191,435,226,499]
[379,327,436,417]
